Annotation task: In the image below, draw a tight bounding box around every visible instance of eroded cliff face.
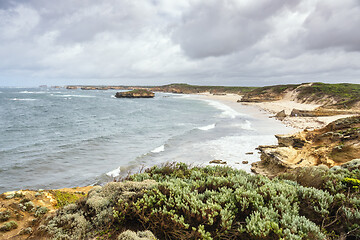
[252,116,360,177]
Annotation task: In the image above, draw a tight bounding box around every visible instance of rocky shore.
[251,116,360,178]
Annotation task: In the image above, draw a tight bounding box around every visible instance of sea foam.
[107,167,121,178]
[198,123,216,131]
[151,145,165,153]
[19,91,46,94]
[203,100,242,119]
[10,98,37,101]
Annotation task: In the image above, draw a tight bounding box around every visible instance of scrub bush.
[35,163,360,239]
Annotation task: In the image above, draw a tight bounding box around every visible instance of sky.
[0,0,359,87]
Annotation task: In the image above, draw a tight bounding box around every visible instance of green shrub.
[114,164,334,239]
[34,206,49,218]
[52,191,81,208]
[37,163,360,239]
[0,210,11,222]
[0,221,18,232]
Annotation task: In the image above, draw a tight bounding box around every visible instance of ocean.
[0,87,291,193]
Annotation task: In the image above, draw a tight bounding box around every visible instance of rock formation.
[275,110,286,120]
[81,86,109,90]
[252,116,360,178]
[290,108,359,117]
[209,160,227,164]
[65,86,78,89]
[115,89,155,98]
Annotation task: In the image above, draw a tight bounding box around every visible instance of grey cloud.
[1,0,157,44]
[172,0,301,59]
[0,0,359,87]
[303,0,360,51]
[0,0,21,9]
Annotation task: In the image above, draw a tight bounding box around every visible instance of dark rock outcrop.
[209,160,227,164]
[115,90,155,98]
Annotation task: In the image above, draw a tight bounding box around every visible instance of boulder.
[209,160,227,164]
[275,110,286,120]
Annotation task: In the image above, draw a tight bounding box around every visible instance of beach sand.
[198,93,354,131]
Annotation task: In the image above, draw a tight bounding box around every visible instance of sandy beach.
[198,93,355,131]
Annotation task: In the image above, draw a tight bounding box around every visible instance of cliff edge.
[252,116,360,177]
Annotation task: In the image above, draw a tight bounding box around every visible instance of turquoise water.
[0,87,290,193]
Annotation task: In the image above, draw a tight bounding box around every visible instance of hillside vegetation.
[152,83,257,94]
[30,162,360,240]
[241,83,360,109]
[295,83,360,108]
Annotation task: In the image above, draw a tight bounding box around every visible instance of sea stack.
[115,89,155,98]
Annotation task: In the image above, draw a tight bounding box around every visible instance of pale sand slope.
[198,93,354,130]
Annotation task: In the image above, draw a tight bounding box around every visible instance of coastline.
[1,91,360,239]
[197,92,355,131]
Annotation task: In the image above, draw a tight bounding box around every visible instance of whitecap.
[19,91,45,94]
[10,98,37,101]
[231,120,254,130]
[198,123,216,131]
[203,100,242,119]
[54,94,95,98]
[106,167,121,178]
[151,145,165,153]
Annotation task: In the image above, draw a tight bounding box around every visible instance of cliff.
[252,116,360,177]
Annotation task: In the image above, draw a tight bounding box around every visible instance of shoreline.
[197,92,355,131]
[0,92,355,191]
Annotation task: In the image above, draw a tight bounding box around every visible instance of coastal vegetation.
[29,162,359,240]
[296,83,360,101]
[152,83,257,94]
[51,190,82,208]
[240,82,360,109]
[295,83,360,109]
